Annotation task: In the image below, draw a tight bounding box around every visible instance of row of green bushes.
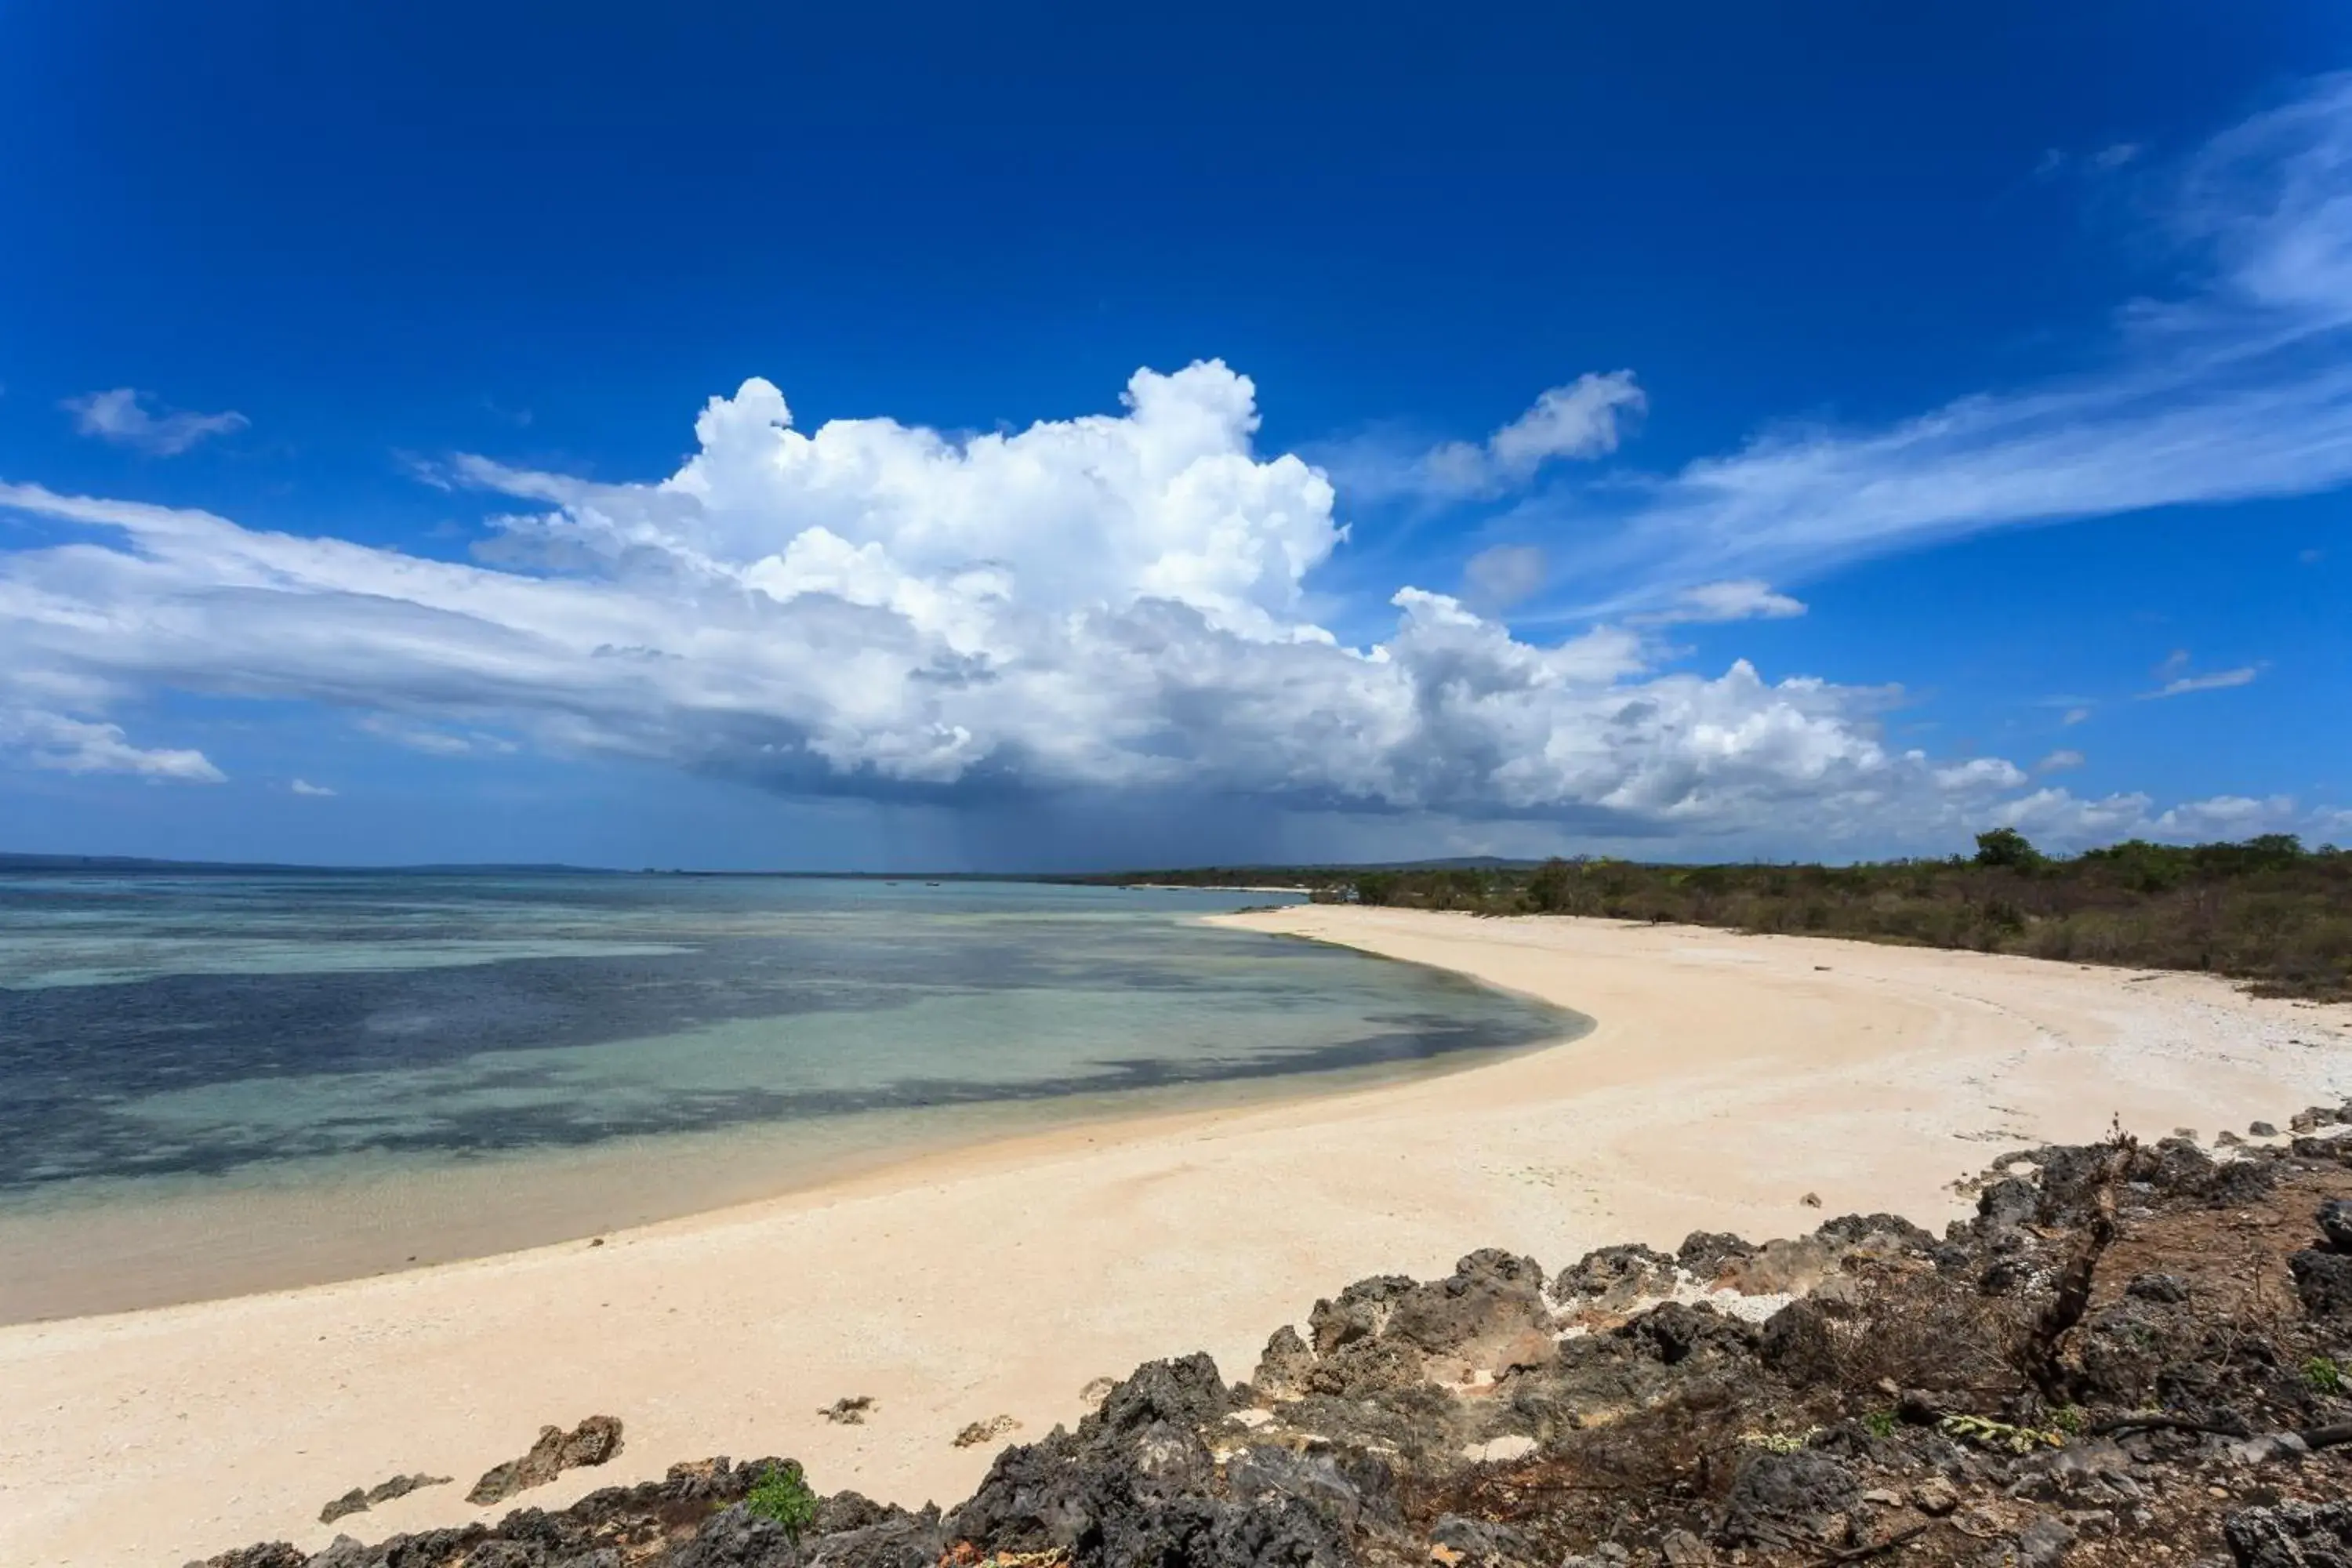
[1105,833,2352,1000]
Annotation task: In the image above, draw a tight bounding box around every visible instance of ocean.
[0,872,1581,1319]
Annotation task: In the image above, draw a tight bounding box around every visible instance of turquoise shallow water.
[0,873,1583,1316]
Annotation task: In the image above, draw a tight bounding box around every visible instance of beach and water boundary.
[4,905,2349,1567]
[0,876,1578,1321]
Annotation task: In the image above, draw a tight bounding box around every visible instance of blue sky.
[1,1,2347,869]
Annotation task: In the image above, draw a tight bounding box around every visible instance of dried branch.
[1807,1524,1932,1566]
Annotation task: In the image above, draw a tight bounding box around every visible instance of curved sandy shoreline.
[5,909,2348,1567]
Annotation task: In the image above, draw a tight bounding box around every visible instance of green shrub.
[1524,857,1574,913]
[746,1463,819,1538]
[1079,832,2352,1000]
[1974,828,2044,871]
[2306,1356,2346,1396]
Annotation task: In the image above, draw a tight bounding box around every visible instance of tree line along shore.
[1085,833,2352,1002]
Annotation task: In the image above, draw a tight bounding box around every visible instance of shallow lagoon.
[0,873,1582,1316]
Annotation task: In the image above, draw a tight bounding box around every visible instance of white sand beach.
[5,908,2347,1568]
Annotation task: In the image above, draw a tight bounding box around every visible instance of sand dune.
[5,908,2347,1567]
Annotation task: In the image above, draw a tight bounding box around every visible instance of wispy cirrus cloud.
[2137,648,2262,699]
[60,388,249,456]
[1448,74,2352,622]
[2145,666,2261,699]
[1636,579,1807,626]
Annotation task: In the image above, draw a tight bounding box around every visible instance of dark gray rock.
[1384,1250,1549,1359]
[2148,1137,2217,1195]
[1552,1244,1676,1306]
[811,1492,891,1534]
[183,1547,309,1568]
[1813,1212,1937,1252]
[2031,1145,2119,1221]
[1306,1276,1417,1355]
[467,1416,625,1505]
[1252,1325,1317,1399]
[2223,1500,2352,1567]
[367,1473,449,1506]
[1624,1300,1753,1367]
[1756,1299,1831,1373]
[2018,1512,2078,1566]
[1980,1255,2032,1296]
[2126,1272,2191,1304]
[666,1504,803,1568]
[2249,1122,2279,1138]
[1677,1231,1756,1275]
[1304,1337,1427,1399]
[316,1472,453,1526]
[1657,1528,1711,1566]
[1092,1353,1235,1437]
[1428,1513,1538,1566]
[1558,1548,1632,1568]
[299,1537,374,1568]
[953,1354,1355,1566]
[1225,1446,1396,1535]
[2209,1160,2281,1207]
[1976,1177,2040,1231]
[2290,1250,2352,1317]
[800,1502,946,1568]
[2318,1200,2352,1254]
[950,1435,1095,1557]
[1716,1450,1858,1549]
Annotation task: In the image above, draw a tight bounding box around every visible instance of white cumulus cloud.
[0,363,2001,843]
[0,708,225,782]
[0,359,2317,852]
[1997,789,2339,847]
